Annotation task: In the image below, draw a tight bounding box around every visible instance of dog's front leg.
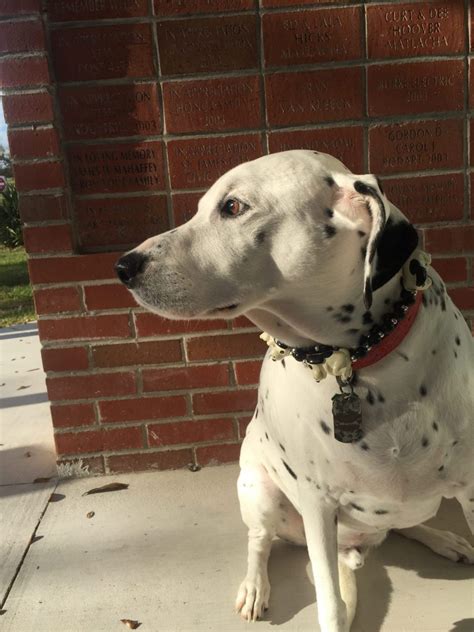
[298,483,348,632]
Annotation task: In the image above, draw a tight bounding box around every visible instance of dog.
[116,151,474,632]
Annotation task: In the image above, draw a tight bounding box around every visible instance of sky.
[0,99,9,153]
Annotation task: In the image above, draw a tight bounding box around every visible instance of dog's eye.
[221,199,243,217]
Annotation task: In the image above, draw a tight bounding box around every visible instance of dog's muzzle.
[115,251,148,287]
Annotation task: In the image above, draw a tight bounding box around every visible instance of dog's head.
[116,150,418,320]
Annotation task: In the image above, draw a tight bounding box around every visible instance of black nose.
[115,251,147,287]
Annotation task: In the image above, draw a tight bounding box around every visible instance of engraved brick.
[59,83,161,141]
[67,140,165,195]
[0,19,44,53]
[0,0,40,14]
[157,14,258,75]
[369,119,463,174]
[367,2,464,59]
[266,67,363,127]
[172,192,202,227]
[50,24,154,82]
[381,173,464,224]
[424,225,474,254]
[268,126,364,173]
[75,195,169,252]
[263,6,362,67]
[47,0,148,21]
[168,133,264,189]
[154,0,253,16]
[163,75,262,134]
[0,56,49,88]
[368,60,464,117]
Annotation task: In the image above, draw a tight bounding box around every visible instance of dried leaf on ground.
[49,493,65,503]
[0,610,6,615]
[86,511,95,518]
[82,482,129,496]
[30,535,43,544]
[24,451,32,457]
[17,385,31,390]
[120,619,141,629]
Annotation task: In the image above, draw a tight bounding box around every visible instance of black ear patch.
[371,217,419,291]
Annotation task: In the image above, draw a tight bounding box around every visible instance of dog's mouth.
[209,303,240,314]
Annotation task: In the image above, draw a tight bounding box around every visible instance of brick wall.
[1,0,472,475]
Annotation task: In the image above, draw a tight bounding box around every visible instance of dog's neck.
[245,273,403,350]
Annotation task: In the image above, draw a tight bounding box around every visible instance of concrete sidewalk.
[0,325,473,631]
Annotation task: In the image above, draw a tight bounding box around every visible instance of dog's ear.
[333,175,418,308]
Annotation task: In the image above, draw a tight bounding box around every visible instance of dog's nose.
[115,251,147,287]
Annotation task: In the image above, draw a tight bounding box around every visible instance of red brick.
[38,314,131,341]
[47,0,147,20]
[263,0,346,5]
[237,415,252,438]
[20,194,67,223]
[148,418,235,447]
[263,6,362,67]
[470,60,474,110]
[107,449,192,473]
[67,140,165,195]
[92,340,182,368]
[232,316,257,329]
[471,119,474,168]
[59,83,161,141]
[368,60,464,117]
[42,346,89,372]
[84,283,137,310]
[381,173,464,224]
[367,2,464,59]
[196,443,241,466]
[448,287,474,311]
[51,402,96,428]
[142,364,229,392]
[50,24,154,82]
[8,128,60,160]
[369,119,463,174]
[136,313,227,337]
[424,225,474,254]
[265,67,363,127]
[57,455,105,474]
[2,92,54,126]
[14,162,65,192]
[75,195,169,252]
[431,258,468,284]
[163,75,262,135]
[47,371,136,401]
[157,14,258,76]
[0,55,49,88]
[23,224,73,254]
[193,388,257,414]
[471,174,474,217]
[55,426,143,455]
[268,126,364,174]
[234,360,261,385]
[168,133,263,189]
[154,0,253,16]
[187,332,263,361]
[28,253,119,284]
[172,192,202,227]
[34,287,81,315]
[99,395,187,423]
[0,19,44,53]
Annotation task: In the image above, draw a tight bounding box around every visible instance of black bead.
[291,348,307,362]
[275,339,289,349]
[306,353,326,365]
[351,347,368,360]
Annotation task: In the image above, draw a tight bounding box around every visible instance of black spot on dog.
[384,298,391,305]
[420,385,427,397]
[282,460,297,480]
[325,208,334,218]
[320,420,331,435]
[324,175,335,187]
[347,328,360,334]
[378,393,385,403]
[432,349,437,355]
[336,314,352,323]
[360,442,370,451]
[255,407,258,418]
[334,514,338,525]
[438,465,445,472]
[452,440,458,446]
[279,443,286,452]
[362,311,373,325]
[454,350,458,359]
[360,246,367,260]
[324,224,337,238]
[342,304,355,313]
[350,503,365,512]
[265,432,269,440]
[421,436,429,448]
[326,306,333,312]
[366,391,375,405]
[374,509,388,515]
[396,351,409,361]
[432,422,438,431]
[455,335,460,346]
[422,294,428,307]
[281,358,286,369]
[256,231,265,245]
[357,230,366,238]
[454,312,458,320]
[305,475,312,483]
[316,483,321,490]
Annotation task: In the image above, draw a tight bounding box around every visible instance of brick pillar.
[1,1,472,475]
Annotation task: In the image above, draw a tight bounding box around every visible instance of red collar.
[352,292,423,371]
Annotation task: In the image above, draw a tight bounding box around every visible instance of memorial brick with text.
[1,0,472,474]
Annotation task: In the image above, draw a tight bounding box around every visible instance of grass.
[0,246,36,327]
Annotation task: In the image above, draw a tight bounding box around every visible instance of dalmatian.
[115,151,474,632]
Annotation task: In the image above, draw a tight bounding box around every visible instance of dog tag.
[332,392,363,443]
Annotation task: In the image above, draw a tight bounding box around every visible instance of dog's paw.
[235,574,270,622]
[427,530,474,564]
